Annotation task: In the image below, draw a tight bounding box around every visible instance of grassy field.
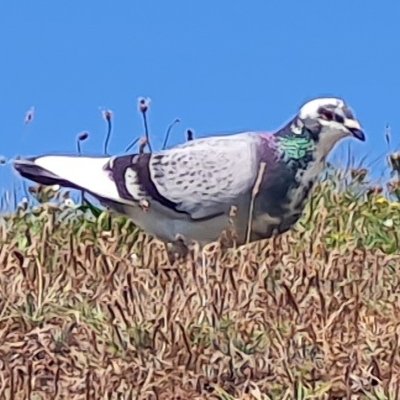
[0,162,400,399]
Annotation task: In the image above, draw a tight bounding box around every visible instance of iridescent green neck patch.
[279,137,315,160]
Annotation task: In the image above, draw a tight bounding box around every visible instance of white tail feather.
[33,155,122,202]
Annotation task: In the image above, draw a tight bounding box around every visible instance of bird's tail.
[13,155,125,203]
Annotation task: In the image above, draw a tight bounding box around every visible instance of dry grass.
[1,167,400,399]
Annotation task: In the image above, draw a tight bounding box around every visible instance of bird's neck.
[278,136,315,160]
[274,118,341,164]
[277,138,317,181]
[273,119,320,167]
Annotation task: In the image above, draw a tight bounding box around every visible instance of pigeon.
[13,97,365,248]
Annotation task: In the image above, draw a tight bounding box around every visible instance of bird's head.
[289,97,365,159]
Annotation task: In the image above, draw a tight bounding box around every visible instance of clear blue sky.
[1,1,400,200]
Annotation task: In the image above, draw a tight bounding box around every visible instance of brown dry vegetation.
[1,168,400,399]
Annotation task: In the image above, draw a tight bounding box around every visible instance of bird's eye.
[318,107,333,121]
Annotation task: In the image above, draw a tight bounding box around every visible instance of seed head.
[78,132,89,141]
[139,137,148,154]
[186,129,194,141]
[24,106,35,125]
[102,109,113,122]
[350,168,368,182]
[138,97,150,113]
[389,152,400,173]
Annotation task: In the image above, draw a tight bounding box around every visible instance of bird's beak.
[345,119,365,141]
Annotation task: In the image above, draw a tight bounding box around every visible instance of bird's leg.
[218,205,240,252]
[165,234,190,266]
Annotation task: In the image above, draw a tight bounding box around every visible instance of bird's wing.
[107,132,267,220]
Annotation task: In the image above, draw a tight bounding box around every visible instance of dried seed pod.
[78,132,89,142]
[138,97,150,113]
[350,168,368,182]
[186,129,194,141]
[102,109,113,122]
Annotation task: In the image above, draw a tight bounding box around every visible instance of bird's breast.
[251,159,323,239]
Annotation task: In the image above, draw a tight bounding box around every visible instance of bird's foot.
[166,234,190,265]
[218,227,239,252]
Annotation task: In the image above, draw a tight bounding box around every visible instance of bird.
[13,97,365,249]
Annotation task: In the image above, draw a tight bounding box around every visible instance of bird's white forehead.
[299,97,344,118]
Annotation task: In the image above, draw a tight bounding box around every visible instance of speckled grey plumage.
[100,128,318,245]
